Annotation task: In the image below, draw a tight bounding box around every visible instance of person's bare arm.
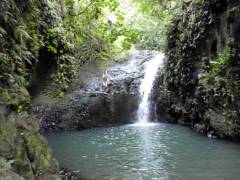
[107,73,112,80]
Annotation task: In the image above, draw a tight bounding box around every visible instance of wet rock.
[38,175,61,180]
[0,170,25,180]
[204,110,239,138]
[59,168,86,180]
[207,131,218,139]
[34,50,153,131]
[0,157,25,180]
[193,123,206,134]
[0,107,59,179]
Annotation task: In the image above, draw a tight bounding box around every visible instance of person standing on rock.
[102,70,111,88]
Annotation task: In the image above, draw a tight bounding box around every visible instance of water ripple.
[45,124,240,180]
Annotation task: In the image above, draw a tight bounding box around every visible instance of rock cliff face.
[155,0,240,139]
[0,0,74,179]
[34,51,153,131]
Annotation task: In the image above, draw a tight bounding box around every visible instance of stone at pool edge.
[59,168,86,180]
[38,175,61,180]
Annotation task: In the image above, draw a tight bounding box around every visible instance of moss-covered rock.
[0,0,77,178]
[0,105,59,179]
[155,0,240,139]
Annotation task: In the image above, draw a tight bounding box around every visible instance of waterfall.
[136,53,164,125]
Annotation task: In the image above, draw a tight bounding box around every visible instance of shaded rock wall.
[35,89,139,131]
[155,0,240,139]
[0,0,75,179]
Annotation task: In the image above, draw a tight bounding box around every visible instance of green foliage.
[223,110,239,120]
[203,46,234,83]
[121,28,140,49]
[46,28,59,54]
[209,47,232,74]
[14,25,32,46]
[63,0,136,53]
[0,26,6,37]
[0,0,177,99]
[37,0,139,96]
[129,0,181,50]
[54,54,77,90]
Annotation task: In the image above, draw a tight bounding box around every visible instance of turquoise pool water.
[45,123,240,180]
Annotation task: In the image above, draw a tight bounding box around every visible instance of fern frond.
[14,25,32,45]
[0,26,6,37]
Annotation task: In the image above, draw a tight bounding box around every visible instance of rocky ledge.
[33,50,154,132]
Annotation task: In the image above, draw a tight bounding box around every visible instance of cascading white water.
[136,53,165,125]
